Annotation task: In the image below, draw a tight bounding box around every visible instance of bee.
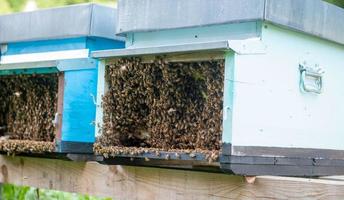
[0,139,54,154]
[175,152,180,159]
[189,153,196,158]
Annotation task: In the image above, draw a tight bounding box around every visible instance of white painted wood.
[95,60,106,138]
[227,38,267,55]
[0,61,57,70]
[231,23,344,150]
[0,49,89,65]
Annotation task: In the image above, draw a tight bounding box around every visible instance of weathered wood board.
[1,155,344,199]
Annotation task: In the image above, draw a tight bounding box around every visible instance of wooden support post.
[1,155,344,199]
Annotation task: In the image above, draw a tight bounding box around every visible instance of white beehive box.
[92,0,344,176]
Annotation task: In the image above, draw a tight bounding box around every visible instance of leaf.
[1,184,113,200]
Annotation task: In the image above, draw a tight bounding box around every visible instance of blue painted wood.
[86,37,125,52]
[61,68,98,143]
[59,38,124,144]
[4,37,87,55]
[3,36,125,56]
[58,38,124,144]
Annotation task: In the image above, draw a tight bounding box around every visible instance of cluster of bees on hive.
[94,143,220,163]
[0,74,58,153]
[98,57,224,160]
[0,140,55,155]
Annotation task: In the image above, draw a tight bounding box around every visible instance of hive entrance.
[99,57,224,152]
[0,73,59,153]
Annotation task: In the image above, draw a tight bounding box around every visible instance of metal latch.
[52,113,60,127]
[299,62,324,94]
[90,93,99,106]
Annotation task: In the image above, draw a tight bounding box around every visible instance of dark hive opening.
[99,57,224,151]
[0,73,58,143]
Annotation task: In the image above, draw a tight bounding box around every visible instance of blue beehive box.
[0,4,124,154]
[92,0,344,176]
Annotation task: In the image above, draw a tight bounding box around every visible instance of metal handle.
[299,64,324,94]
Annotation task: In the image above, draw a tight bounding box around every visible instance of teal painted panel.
[231,22,344,150]
[125,33,134,48]
[130,22,261,48]
[86,37,125,52]
[222,51,235,144]
[61,68,97,143]
[0,67,58,75]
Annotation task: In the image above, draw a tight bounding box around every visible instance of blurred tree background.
[36,0,115,8]
[0,0,343,14]
[0,0,116,14]
[326,0,344,7]
[1,183,111,200]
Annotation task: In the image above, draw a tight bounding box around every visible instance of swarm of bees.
[99,57,224,152]
[0,73,58,153]
[94,143,219,163]
[0,139,55,155]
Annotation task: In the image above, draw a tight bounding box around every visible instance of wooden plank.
[105,51,225,65]
[1,155,344,199]
[55,72,64,141]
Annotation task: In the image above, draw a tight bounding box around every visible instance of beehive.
[92,0,344,176]
[94,58,223,167]
[0,4,124,155]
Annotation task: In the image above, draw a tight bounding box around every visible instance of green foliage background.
[36,0,115,8]
[326,0,344,7]
[0,0,116,14]
[0,0,342,14]
[1,184,112,200]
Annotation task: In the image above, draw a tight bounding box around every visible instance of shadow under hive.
[99,57,224,151]
[0,74,58,154]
